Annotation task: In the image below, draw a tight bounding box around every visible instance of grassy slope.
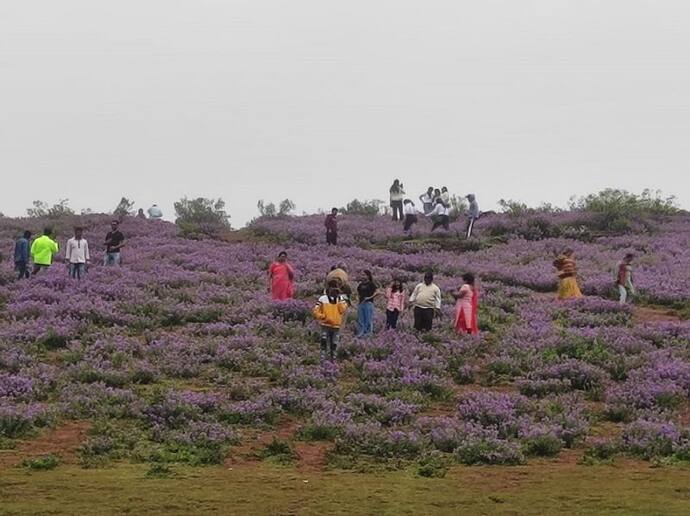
[2,462,690,515]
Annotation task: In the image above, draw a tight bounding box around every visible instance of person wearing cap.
[65,226,90,279]
[30,227,59,275]
[104,220,125,266]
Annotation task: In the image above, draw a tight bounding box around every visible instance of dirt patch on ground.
[0,421,90,470]
[294,441,330,472]
[633,306,681,323]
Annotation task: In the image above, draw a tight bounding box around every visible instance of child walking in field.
[313,284,348,361]
[385,280,406,330]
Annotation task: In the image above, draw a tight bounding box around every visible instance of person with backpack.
[553,248,583,299]
[30,227,59,275]
[389,179,405,221]
[313,283,348,362]
[616,253,636,305]
[65,226,90,280]
[13,230,32,280]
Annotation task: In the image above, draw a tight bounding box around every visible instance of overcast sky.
[1,1,688,226]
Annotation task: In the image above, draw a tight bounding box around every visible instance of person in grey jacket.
[14,230,32,279]
[465,194,480,238]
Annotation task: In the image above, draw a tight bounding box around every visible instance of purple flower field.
[1,211,689,469]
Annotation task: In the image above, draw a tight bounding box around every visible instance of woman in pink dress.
[454,273,479,335]
[268,251,295,300]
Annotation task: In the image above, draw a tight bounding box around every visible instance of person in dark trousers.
[429,198,450,232]
[385,279,406,330]
[325,208,338,245]
[465,194,480,238]
[14,230,32,279]
[356,270,379,337]
[409,272,442,332]
[104,220,125,266]
[402,199,418,234]
[389,179,405,221]
[30,227,59,275]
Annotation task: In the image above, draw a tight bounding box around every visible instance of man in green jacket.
[30,227,59,275]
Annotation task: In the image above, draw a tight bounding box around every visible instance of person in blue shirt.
[14,230,32,279]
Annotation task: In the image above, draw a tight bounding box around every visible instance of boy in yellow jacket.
[313,285,348,362]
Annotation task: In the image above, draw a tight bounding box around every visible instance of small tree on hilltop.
[257,199,295,218]
[27,199,74,219]
[174,197,231,238]
[340,199,383,216]
[278,199,295,216]
[113,197,135,218]
[257,200,277,217]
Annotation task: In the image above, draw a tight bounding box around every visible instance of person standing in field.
[419,187,434,215]
[136,208,147,219]
[104,220,125,266]
[30,227,59,275]
[440,187,450,206]
[13,230,32,280]
[148,204,163,220]
[65,226,90,280]
[454,273,479,335]
[325,208,338,245]
[326,264,352,301]
[616,253,636,305]
[313,284,348,362]
[267,251,295,300]
[409,271,442,332]
[389,179,405,221]
[465,194,480,238]
[356,270,379,338]
[402,199,418,234]
[429,198,450,232]
[385,279,406,330]
[553,248,583,299]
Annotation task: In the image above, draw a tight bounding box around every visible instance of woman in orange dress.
[454,273,479,335]
[268,251,295,300]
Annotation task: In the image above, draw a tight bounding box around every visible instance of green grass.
[1,462,689,515]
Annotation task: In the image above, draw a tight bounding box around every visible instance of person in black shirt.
[355,270,379,338]
[104,220,125,266]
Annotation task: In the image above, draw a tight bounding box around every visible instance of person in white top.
[65,226,90,280]
[409,271,442,331]
[402,199,418,234]
[440,187,450,205]
[429,199,450,232]
[389,179,405,221]
[148,204,163,220]
[419,187,434,215]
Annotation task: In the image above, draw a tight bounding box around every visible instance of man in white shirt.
[429,199,450,232]
[402,199,418,234]
[65,226,90,280]
[409,272,442,331]
[148,204,163,220]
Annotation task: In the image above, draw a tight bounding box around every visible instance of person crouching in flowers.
[553,248,583,299]
[453,273,479,335]
[385,279,406,330]
[313,283,348,362]
[267,251,295,300]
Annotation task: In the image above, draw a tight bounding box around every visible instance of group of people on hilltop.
[12,220,125,280]
[322,182,482,246]
[553,248,636,305]
[268,252,479,362]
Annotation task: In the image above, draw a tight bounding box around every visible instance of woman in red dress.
[453,273,479,335]
[268,251,295,300]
